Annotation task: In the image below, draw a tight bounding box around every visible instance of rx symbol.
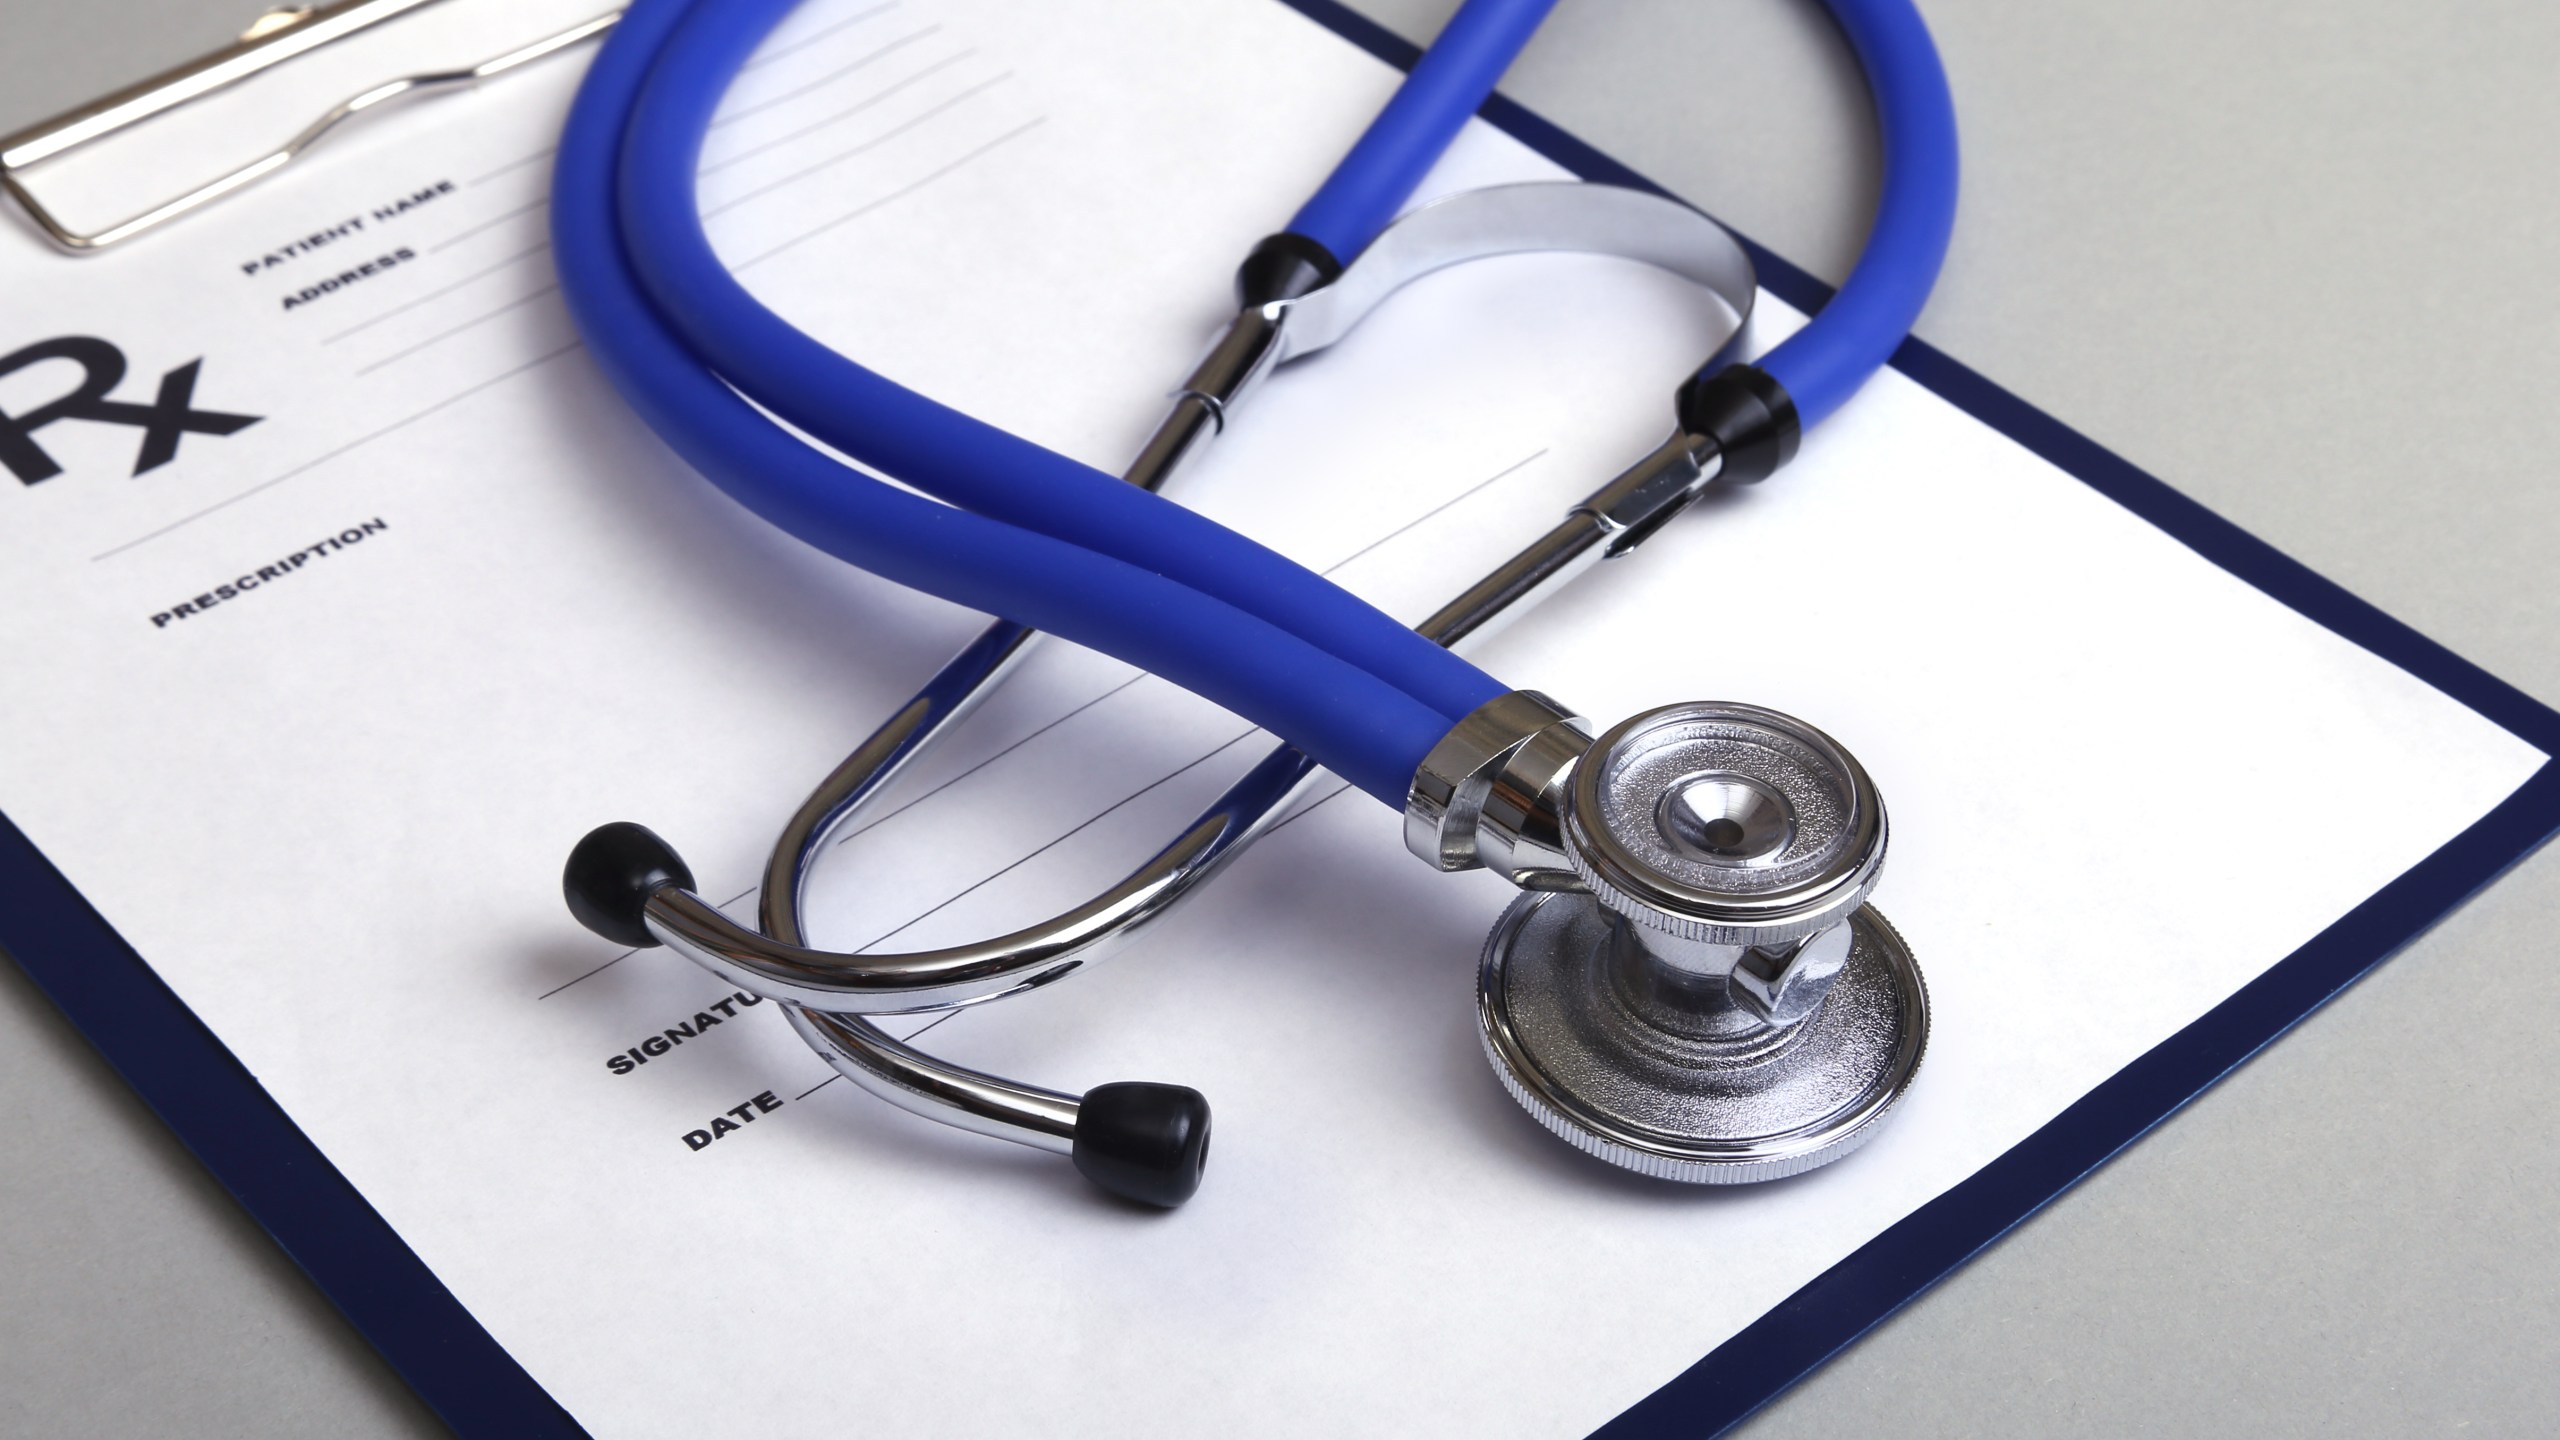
[0,336,262,485]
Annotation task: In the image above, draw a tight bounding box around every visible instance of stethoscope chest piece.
[1477,702,1928,1182]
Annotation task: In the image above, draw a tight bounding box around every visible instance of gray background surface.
[3,1,2555,1435]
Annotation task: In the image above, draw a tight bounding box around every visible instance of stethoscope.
[555,0,1957,1206]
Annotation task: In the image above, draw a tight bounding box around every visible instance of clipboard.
[2,2,2555,1436]
[0,0,617,253]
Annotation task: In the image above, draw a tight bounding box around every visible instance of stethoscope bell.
[1477,702,1928,1182]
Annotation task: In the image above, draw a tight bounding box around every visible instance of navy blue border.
[3,5,2555,1438]
[1278,1,2560,1435]
[0,809,589,1438]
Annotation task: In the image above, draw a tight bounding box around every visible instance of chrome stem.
[1416,429,1720,650]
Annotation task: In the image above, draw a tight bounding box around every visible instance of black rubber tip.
[1674,363,1801,485]
[1072,1082,1212,1208]
[563,822,695,949]
[1233,231,1343,308]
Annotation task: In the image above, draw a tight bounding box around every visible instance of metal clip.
[0,0,622,254]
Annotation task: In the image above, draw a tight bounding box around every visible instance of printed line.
[896,1008,960,1046]
[90,342,583,563]
[1260,780,1356,839]
[468,147,554,187]
[536,883,758,1001]
[351,286,562,377]
[432,197,547,254]
[834,671,1149,848]
[851,730,1261,955]
[713,27,941,129]
[1327,447,1547,575]
[734,114,1043,271]
[472,4,902,185]
[468,42,973,277]
[702,50,977,177]
[784,775,1351,1080]
[323,243,552,344]
[745,2,898,71]
[706,73,1014,220]
[535,951,639,1002]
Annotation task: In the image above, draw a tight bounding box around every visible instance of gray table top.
[4,2,2555,1435]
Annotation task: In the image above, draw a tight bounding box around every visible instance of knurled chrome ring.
[1477,891,1928,1183]
[1565,701,1886,947]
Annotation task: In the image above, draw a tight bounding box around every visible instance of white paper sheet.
[0,1,2541,1435]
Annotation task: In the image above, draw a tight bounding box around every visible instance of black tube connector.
[1234,231,1344,309]
[1676,364,1800,485]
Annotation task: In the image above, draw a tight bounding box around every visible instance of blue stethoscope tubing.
[1285,0,1563,260]
[553,0,1955,804]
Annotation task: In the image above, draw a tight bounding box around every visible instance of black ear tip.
[1072,1082,1212,1208]
[563,821,694,948]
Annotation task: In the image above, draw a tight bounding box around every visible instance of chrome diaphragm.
[1431,698,1928,1183]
